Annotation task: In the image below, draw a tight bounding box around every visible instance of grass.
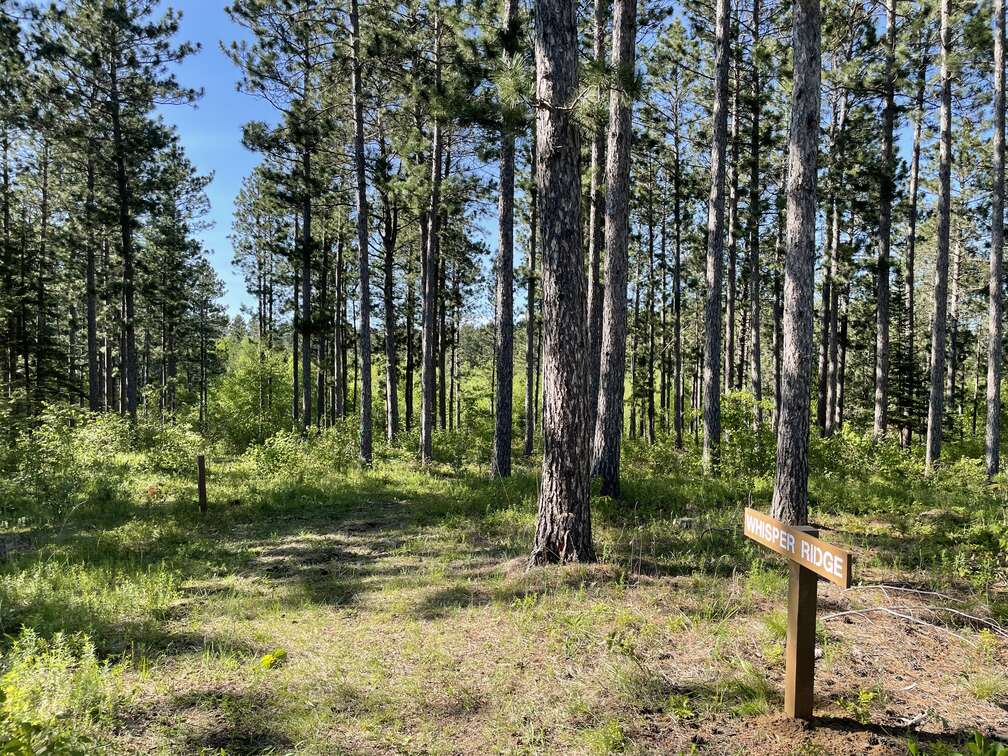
[962,671,1008,701]
[0,419,1006,753]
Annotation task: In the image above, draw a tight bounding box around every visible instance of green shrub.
[0,629,126,753]
[138,420,205,475]
[11,404,130,524]
[245,422,358,493]
[207,339,294,450]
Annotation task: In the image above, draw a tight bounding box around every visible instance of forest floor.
[1,433,1008,754]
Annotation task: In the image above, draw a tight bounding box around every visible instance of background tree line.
[2,0,1006,563]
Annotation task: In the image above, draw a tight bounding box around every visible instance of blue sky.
[156,0,274,318]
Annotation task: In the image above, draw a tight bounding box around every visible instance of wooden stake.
[197,454,207,514]
[784,545,818,719]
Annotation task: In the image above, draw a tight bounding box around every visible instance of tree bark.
[108,48,137,422]
[823,88,847,437]
[725,48,739,395]
[405,240,415,433]
[334,234,346,420]
[873,0,896,439]
[85,150,100,411]
[528,0,595,565]
[673,103,684,448]
[592,0,636,496]
[748,0,762,426]
[772,197,783,433]
[381,191,399,443]
[629,270,640,440]
[318,232,330,428]
[420,13,443,465]
[646,161,656,444]
[351,0,371,461]
[492,0,518,478]
[586,0,607,449]
[902,35,928,447]
[703,0,731,472]
[947,236,962,410]
[524,130,538,457]
[988,0,1005,479]
[771,0,820,526]
[301,148,313,433]
[926,0,952,473]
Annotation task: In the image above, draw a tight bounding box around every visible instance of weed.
[584,718,627,754]
[762,609,788,641]
[665,693,695,721]
[838,687,881,725]
[962,671,1008,701]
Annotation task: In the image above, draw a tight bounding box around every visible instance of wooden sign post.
[743,508,852,720]
[197,454,207,514]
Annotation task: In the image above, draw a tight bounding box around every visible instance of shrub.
[245,422,358,493]
[138,420,205,475]
[0,630,126,752]
[207,339,294,450]
[11,404,130,524]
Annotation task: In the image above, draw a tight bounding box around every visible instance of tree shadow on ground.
[163,687,295,755]
[811,714,1002,752]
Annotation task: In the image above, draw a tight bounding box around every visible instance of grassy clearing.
[0,417,1006,753]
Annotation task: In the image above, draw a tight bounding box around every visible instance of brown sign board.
[743,508,852,589]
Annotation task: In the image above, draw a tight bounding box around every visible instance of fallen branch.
[896,711,929,729]
[916,606,1008,639]
[852,584,963,603]
[821,606,977,647]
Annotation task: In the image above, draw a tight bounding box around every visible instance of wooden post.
[197,454,207,514]
[744,511,852,720]
[784,526,818,720]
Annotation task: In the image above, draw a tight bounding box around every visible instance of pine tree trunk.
[724,57,739,394]
[405,240,415,433]
[824,202,842,436]
[318,234,330,428]
[2,132,9,400]
[528,0,596,565]
[703,0,731,472]
[301,149,313,433]
[293,261,300,424]
[737,273,748,391]
[334,235,346,420]
[973,330,982,437]
[748,0,762,426]
[108,56,137,422]
[673,107,684,448]
[85,150,100,411]
[524,130,538,457]
[770,0,820,526]
[823,89,848,437]
[420,16,443,464]
[927,0,953,473]
[629,273,640,440]
[492,0,518,478]
[438,257,448,431]
[381,198,398,443]
[772,204,783,433]
[659,175,669,431]
[873,0,896,438]
[837,288,848,430]
[902,35,927,448]
[988,0,1005,479]
[586,0,607,450]
[646,162,656,444]
[592,0,636,496]
[947,236,962,410]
